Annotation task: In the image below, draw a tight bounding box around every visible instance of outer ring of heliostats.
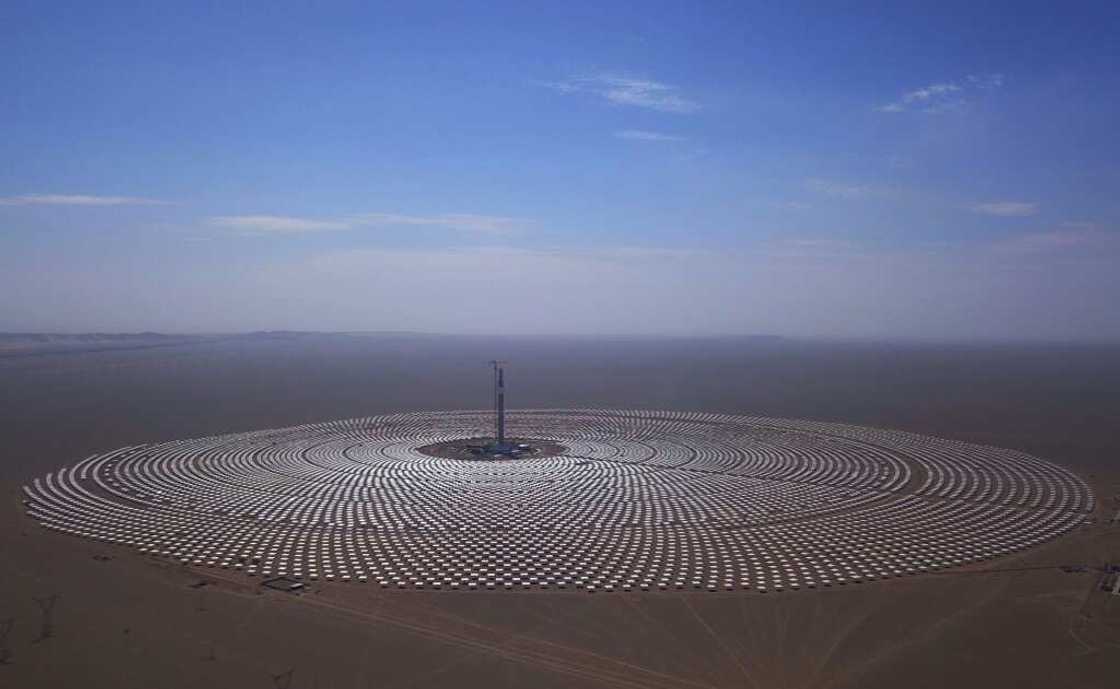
[23,409,1094,593]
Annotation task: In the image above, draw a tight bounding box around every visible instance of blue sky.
[2,1,1118,338]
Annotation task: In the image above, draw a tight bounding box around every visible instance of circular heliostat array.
[23,410,1093,593]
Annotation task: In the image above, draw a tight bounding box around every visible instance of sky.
[1,1,1118,339]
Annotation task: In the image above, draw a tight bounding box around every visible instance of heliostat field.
[23,409,1094,593]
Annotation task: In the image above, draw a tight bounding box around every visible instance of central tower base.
[417,437,567,461]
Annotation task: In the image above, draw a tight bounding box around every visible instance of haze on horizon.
[2,2,1118,340]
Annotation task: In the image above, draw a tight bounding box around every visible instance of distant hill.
[0,330,787,356]
[0,332,213,356]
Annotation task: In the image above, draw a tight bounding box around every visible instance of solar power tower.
[489,360,507,445]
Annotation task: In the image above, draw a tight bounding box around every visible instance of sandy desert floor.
[2,334,1118,688]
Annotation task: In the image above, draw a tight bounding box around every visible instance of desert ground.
[2,333,1118,688]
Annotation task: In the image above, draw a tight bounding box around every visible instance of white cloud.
[0,194,170,206]
[614,129,684,142]
[994,224,1115,253]
[209,212,531,237]
[541,73,700,113]
[967,73,1005,89]
[877,73,1003,114]
[968,201,1039,217]
[778,200,812,211]
[209,215,352,234]
[771,238,859,253]
[905,82,962,102]
[876,82,962,113]
[806,178,877,199]
[353,213,529,235]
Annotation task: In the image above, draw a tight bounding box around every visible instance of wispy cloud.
[806,178,878,199]
[772,222,1115,260]
[209,212,531,237]
[209,215,352,234]
[354,213,529,236]
[767,237,861,258]
[778,200,812,211]
[878,82,962,113]
[966,73,1006,89]
[969,201,1039,217]
[993,223,1115,254]
[0,193,171,206]
[540,73,700,113]
[877,73,1003,114]
[614,129,684,142]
